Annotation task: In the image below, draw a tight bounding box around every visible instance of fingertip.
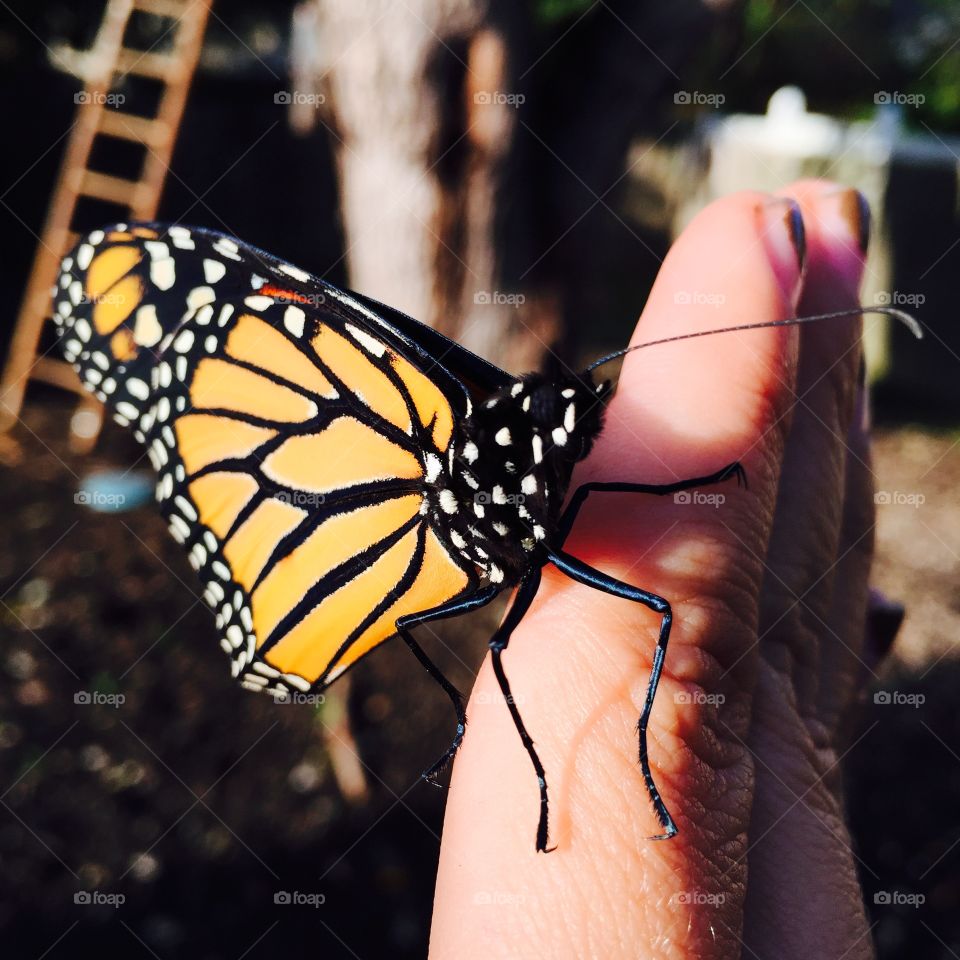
[776,180,869,299]
[598,190,805,482]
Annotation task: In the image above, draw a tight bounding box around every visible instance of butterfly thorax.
[430,372,611,586]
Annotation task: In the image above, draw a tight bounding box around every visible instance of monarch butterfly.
[52,223,920,851]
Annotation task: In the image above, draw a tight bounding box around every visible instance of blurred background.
[0,0,958,956]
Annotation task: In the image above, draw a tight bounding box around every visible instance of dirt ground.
[0,396,957,959]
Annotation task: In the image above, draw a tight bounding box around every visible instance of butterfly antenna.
[586,305,922,373]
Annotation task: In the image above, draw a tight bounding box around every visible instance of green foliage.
[532,0,596,27]
[91,670,121,696]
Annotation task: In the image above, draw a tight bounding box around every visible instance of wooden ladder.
[0,0,212,451]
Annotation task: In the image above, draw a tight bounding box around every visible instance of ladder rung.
[133,0,190,17]
[76,169,142,206]
[116,48,177,80]
[98,109,166,146]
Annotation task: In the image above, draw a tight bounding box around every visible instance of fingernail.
[761,198,805,300]
[821,187,871,254]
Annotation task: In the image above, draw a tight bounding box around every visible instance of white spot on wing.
[173,329,195,353]
[424,453,442,483]
[76,244,94,270]
[244,295,273,311]
[134,305,162,346]
[345,323,386,357]
[126,377,149,400]
[186,286,216,311]
[285,673,311,692]
[279,263,310,282]
[284,306,306,337]
[169,514,190,540]
[214,238,242,261]
[203,259,227,283]
[495,427,511,446]
[74,318,92,342]
[151,259,176,291]
[174,495,197,521]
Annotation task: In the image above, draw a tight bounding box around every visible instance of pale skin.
[430,180,890,959]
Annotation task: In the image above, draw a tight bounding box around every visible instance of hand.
[430,181,895,958]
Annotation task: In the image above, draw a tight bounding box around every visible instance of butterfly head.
[464,370,611,476]
[439,370,611,583]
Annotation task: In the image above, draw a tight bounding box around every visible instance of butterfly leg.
[557,460,745,543]
[485,569,554,851]
[396,586,500,785]
[547,547,678,840]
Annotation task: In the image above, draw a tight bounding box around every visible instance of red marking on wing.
[260,285,314,305]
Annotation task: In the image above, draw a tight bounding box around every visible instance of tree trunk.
[296,0,740,366]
